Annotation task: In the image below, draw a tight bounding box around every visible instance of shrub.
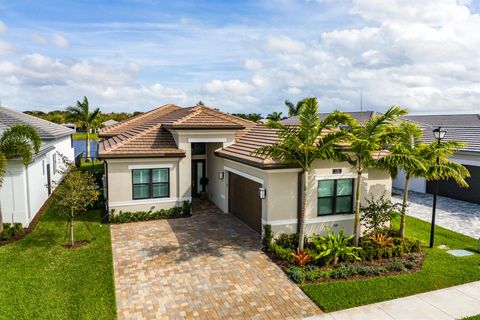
[0,223,23,241]
[268,242,292,262]
[361,195,401,234]
[292,249,311,266]
[182,201,192,215]
[274,233,299,249]
[286,265,330,284]
[109,206,188,224]
[311,226,362,266]
[359,236,421,260]
[262,224,273,248]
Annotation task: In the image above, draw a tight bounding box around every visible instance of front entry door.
[192,159,206,197]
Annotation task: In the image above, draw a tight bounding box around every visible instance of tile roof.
[98,104,255,158]
[281,111,380,126]
[403,114,480,127]
[0,106,74,140]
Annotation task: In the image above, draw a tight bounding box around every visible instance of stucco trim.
[109,197,191,207]
[262,214,354,226]
[187,137,227,143]
[127,163,174,170]
[224,166,264,184]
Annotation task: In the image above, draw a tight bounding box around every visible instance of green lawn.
[72,133,100,140]
[463,315,480,320]
[0,197,115,319]
[302,216,480,312]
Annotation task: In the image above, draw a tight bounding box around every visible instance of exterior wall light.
[259,187,266,199]
[218,171,224,180]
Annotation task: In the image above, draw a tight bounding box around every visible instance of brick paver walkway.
[111,201,321,320]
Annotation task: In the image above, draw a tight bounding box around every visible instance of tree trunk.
[399,174,410,238]
[298,170,308,251]
[70,211,74,247]
[85,129,91,162]
[353,171,362,246]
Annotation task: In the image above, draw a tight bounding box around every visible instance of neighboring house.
[102,119,118,127]
[98,104,391,235]
[281,110,381,126]
[393,114,480,204]
[62,122,77,131]
[0,106,75,226]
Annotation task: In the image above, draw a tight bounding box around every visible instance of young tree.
[338,106,407,246]
[254,97,351,250]
[67,96,101,162]
[0,125,41,232]
[54,155,100,247]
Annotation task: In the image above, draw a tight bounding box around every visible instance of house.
[102,119,118,127]
[0,106,75,226]
[98,104,391,235]
[393,114,480,204]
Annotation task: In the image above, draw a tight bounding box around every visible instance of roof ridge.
[173,106,202,125]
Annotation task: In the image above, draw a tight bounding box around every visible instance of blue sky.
[0,0,479,115]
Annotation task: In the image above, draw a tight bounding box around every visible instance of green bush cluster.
[0,223,23,241]
[109,201,191,224]
[287,256,418,283]
[359,236,421,261]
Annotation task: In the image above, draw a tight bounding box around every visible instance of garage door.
[228,172,262,233]
[426,164,480,204]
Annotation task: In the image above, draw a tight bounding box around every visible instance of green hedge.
[0,223,23,241]
[109,201,191,224]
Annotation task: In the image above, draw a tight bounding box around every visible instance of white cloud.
[31,33,48,45]
[51,34,69,48]
[286,87,302,95]
[203,79,253,95]
[267,35,306,54]
[0,21,7,33]
[244,59,263,70]
[0,41,14,55]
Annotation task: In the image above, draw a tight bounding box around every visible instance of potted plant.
[199,177,209,200]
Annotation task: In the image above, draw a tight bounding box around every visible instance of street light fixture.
[430,126,446,248]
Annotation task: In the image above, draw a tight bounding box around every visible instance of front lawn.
[302,216,480,312]
[0,201,116,319]
[72,132,99,140]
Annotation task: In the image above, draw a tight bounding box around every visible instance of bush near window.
[0,223,23,241]
[109,201,192,224]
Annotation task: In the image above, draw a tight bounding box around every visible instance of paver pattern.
[392,188,480,239]
[111,201,321,320]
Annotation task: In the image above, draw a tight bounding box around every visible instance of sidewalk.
[305,281,480,320]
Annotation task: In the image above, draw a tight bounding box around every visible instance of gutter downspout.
[25,164,32,224]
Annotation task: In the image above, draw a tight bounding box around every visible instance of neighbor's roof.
[0,106,74,140]
[403,114,480,154]
[98,104,255,158]
[102,119,118,127]
[281,111,381,126]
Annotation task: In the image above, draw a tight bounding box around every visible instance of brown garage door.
[228,172,262,233]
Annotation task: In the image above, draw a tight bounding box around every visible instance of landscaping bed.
[108,201,192,224]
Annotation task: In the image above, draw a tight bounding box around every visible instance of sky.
[0,0,480,115]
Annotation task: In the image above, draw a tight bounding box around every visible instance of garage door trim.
[224,166,264,185]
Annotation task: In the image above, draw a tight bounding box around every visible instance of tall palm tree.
[67,96,100,162]
[0,125,41,232]
[254,97,352,250]
[338,106,408,246]
[285,98,307,117]
[266,111,283,121]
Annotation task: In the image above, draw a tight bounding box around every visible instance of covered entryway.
[228,172,262,233]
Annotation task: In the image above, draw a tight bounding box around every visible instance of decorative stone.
[446,249,474,257]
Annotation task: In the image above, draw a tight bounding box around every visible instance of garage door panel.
[426,164,480,204]
[228,172,262,233]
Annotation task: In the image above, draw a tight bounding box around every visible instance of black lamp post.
[429,126,447,248]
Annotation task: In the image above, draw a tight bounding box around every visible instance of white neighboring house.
[0,106,74,227]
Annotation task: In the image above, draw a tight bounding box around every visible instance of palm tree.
[266,111,283,121]
[0,125,41,232]
[67,96,100,162]
[285,98,307,117]
[338,106,408,246]
[254,97,352,250]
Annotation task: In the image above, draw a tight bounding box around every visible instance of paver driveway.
[111,201,321,320]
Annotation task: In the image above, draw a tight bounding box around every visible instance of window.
[317,179,353,215]
[53,154,57,174]
[191,143,206,155]
[132,168,169,200]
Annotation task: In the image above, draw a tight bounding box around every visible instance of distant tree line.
[24,109,143,125]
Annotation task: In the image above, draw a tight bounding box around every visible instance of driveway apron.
[111,201,321,319]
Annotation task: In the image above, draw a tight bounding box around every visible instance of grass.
[302,216,480,312]
[0,165,115,320]
[463,316,480,320]
[79,157,104,173]
[72,133,99,140]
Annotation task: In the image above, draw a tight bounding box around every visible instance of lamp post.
[430,126,447,248]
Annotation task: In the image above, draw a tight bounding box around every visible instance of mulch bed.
[106,213,192,225]
[263,247,426,283]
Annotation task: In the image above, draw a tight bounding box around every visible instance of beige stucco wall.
[106,158,182,212]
